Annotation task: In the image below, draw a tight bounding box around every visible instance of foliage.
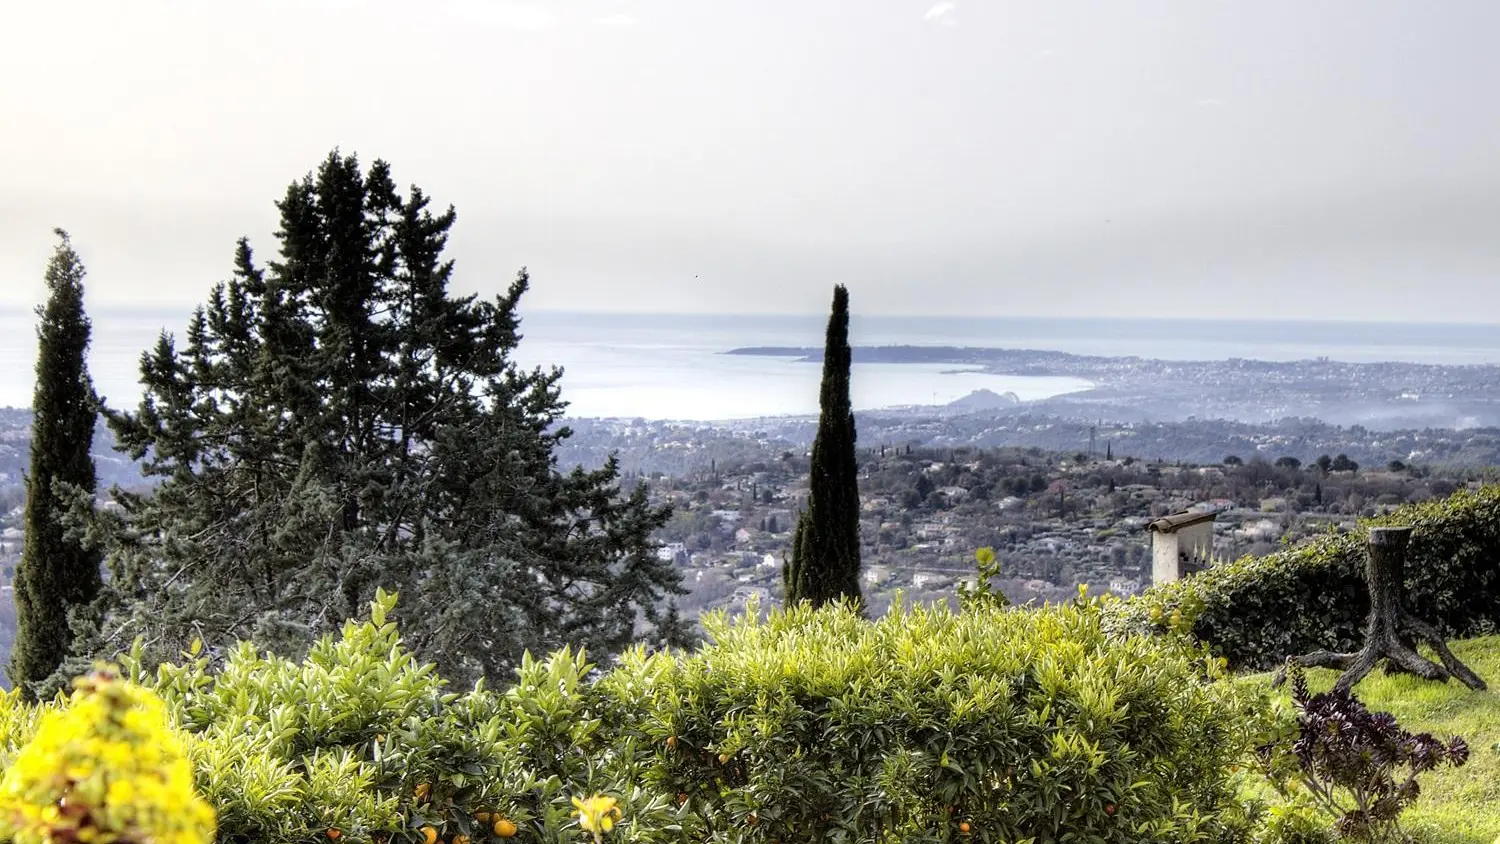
[1240,635,1500,844]
[784,284,863,609]
[0,586,1299,844]
[1114,486,1500,670]
[610,592,1270,843]
[134,589,686,844]
[10,230,103,701]
[1256,666,1470,843]
[21,591,640,844]
[0,667,215,844]
[956,546,1011,610]
[96,151,686,685]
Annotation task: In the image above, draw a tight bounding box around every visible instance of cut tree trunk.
[1274,526,1486,693]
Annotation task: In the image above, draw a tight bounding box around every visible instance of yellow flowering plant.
[0,666,215,844]
[571,795,620,842]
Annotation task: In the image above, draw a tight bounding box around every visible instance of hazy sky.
[3,1,1499,320]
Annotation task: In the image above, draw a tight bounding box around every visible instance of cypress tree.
[9,230,102,700]
[783,285,862,608]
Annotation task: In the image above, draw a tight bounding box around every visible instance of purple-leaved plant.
[1263,664,1470,843]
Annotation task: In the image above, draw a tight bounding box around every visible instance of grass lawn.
[1245,635,1500,844]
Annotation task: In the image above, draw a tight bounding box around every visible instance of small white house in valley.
[1145,511,1218,584]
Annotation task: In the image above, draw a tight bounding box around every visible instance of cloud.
[591,12,639,26]
[1197,97,1225,107]
[923,2,957,25]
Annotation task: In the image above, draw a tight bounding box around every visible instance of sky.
[2,0,1499,321]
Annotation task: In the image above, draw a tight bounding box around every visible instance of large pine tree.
[99,152,686,683]
[784,285,863,608]
[10,230,102,700]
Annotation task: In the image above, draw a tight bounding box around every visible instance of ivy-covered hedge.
[0,591,1285,844]
[1115,485,1500,670]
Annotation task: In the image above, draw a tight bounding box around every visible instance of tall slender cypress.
[784,285,863,608]
[9,230,102,699]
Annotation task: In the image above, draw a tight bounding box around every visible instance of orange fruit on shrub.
[959,821,971,834]
[327,830,342,840]
[1105,804,1116,816]
[420,826,438,844]
[718,753,730,764]
[492,819,518,838]
[666,735,677,749]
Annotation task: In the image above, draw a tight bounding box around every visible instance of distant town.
[8,338,1500,633]
[565,429,1488,620]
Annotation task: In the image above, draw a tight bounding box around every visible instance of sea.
[6,306,1500,421]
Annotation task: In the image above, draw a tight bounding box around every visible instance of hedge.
[1114,485,1500,670]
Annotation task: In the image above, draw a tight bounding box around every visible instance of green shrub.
[0,589,1289,844]
[1115,486,1500,670]
[606,594,1268,843]
[114,589,680,844]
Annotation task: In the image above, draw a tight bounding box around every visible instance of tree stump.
[1274,526,1486,693]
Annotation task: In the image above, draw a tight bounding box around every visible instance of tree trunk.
[1275,526,1486,692]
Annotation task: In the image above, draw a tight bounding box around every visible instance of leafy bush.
[0,667,215,844]
[118,589,681,844]
[606,594,1269,843]
[1256,666,1469,843]
[1114,486,1500,669]
[0,589,1289,844]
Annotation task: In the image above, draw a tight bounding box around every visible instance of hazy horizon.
[10,307,1500,416]
[13,300,1500,328]
[5,1,1499,320]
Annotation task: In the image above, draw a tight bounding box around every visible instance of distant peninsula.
[725,344,1109,373]
[726,344,1500,432]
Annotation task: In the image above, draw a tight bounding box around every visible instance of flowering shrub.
[0,666,215,844]
[1258,666,1470,843]
[572,795,621,842]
